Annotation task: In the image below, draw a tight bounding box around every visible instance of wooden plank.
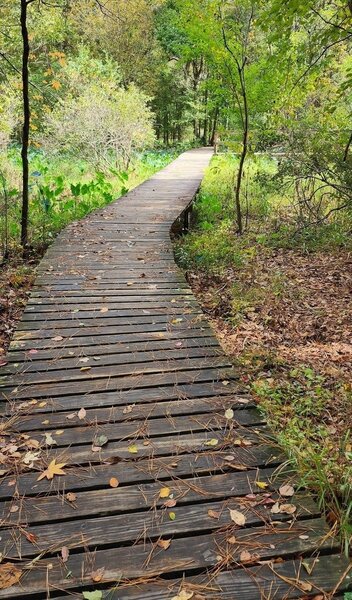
[2,382,243,415]
[2,494,320,560]
[1,367,236,399]
[0,467,279,524]
[10,396,256,432]
[9,328,216,352]
[0,356,232,388]
[4,336,219,363]
[2,346,223,374]
[0,444,282,499]
[44,555,352,600]
[0,519,338,599]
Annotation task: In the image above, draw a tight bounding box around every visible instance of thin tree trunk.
[234,67,248,235]
[210,107,219,145]
[20,0,31,251]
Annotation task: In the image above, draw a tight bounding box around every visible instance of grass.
[252,366,352,555]
[175,151,352,552]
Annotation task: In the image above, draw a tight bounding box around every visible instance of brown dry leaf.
[109,477,119,488]
[227,536,237,544]
[100,307,109,313]
[0,563,22,589]
[157,539,171,550]
[240,550,252,562]
[164,499,177,508]
[279,503,297,514]
[279,484,295,497]
[78,407,86,420]
[80,366,91,371]
[123,404,135,414]
[229,508,246,526]
[52,336,63,341]
[61,546,69,563]
[10,505,19,513]
[91,567,105,582]
[37,459,66,481]
[66,492,77,503]
[208,509,220,519]
[159,487,170,498]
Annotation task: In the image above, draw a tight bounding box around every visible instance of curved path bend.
[0,149,350,599]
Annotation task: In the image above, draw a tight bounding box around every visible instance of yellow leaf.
[51,80,61,90]
[37,459,66,481]
[205,438,218,446]
[128,444,138,454]
[256,481,268,490]
[159,487,170,498]
[157,539,171,550]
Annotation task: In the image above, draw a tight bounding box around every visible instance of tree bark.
[20,0,31,251]
[234,66,248,235]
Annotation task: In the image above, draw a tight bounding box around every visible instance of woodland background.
[0,0,351,551]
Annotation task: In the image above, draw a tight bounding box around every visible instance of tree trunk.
[234,68,249,235]
[20,0,31,251]
[210,107,219,145]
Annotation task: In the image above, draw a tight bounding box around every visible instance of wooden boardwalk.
[0,148,350,599]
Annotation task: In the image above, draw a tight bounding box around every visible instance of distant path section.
[0,148,350,599]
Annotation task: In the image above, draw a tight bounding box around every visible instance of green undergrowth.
[251,365,352,554]
[175,152,352,553]
[175,153,352,276]
[0,147,179,255]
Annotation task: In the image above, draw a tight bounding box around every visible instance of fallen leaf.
[100,307,109,313]
[66,492,77,503]
[43,432,57,446]
[61,546,69,562]
[80,366,91,371]
[164,499,177,508]
[79,357,89,363]
[157,539,171,550]
[52,336,63,341]
[10,505,19,513]
[279,503,297,514]
[240,550,252,562]
[224,408,234,420]
[256,481,268,490]
[171,592,194,600]
[229,508,246,526]
[109,477,119,488]
[37,459,66,481]
[0,563,22,589]
[204,438,218,446]
[23,451,41,467]
[279,484,295,497]
[91,567,105,582]
[78,407,86,420]
[169,511,176,520]
[23,531,38,544]
[299,535,309,540]
[123,404,135,414]
[82,592,103,600]
[55,430,64,435]
[208,509,220,519]
[159,487,170,498]
[227,536,237,544]
[128,444,138,453]
[94,434,108,447]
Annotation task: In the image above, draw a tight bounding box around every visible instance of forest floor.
[183,244,352,550]
[0,256,38,360]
